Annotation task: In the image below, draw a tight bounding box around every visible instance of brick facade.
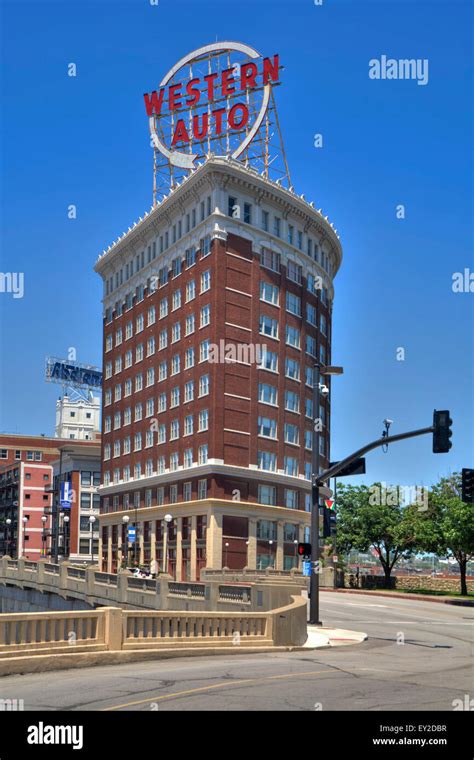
[95,157,342,578]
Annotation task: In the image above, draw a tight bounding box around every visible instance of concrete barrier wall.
[0,595,307,664]
[0,558,306,614]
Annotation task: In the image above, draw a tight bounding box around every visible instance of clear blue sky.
[0,0,472,490]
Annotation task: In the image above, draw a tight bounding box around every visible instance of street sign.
[325,499,335,510]
[128,527,136,544]
[60,481,72,509]
[329,458,366,477]
[302,560,311,577]
[333,555,338,563]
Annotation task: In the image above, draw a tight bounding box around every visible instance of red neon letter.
[221,68,237,97]
[193,113,209,140]
[171,119,190,146]
[228,103,249,130]
[168,84,182,110]
[204,72,219,101]
[240,62,257,90]
[186,78,201,106]
[263,54,280,84]
[143,89,165,117]
[212,108,226,135]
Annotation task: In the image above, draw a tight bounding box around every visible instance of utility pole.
[310,363,321,625]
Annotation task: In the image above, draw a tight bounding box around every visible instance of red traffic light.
[298,542,311,558]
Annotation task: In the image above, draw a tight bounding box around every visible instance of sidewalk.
[324,587,474,606]
[303,626,367,649]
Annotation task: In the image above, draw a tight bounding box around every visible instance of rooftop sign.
[144,41,280,170]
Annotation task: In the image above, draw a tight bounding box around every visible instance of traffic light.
[322,507,337,538]
[297,542,311,558]
[432,410,453,453]
[462,468,474,503]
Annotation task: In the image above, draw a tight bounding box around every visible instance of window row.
[104,373,210,407]
[103,445,209,485]
[104,198,212,299]
[103,411,209,458]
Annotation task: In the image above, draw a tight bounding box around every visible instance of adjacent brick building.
[95,157,342,578]
[0,434,101,561]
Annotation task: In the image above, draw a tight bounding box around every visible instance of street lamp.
[224,541,229,568]
[310,362,344,626]
[5,518,12,557]
[269,539,274,569]
[122,515,130,567]
[41,515,48,557]
[21,516,28,558]
[293,538,298,568]
[164,513,173,574]
[63,515,70,558]
[89,515,96,564]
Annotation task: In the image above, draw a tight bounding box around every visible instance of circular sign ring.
[149,41,271,169]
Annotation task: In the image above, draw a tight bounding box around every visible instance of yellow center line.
[101,669,335,711]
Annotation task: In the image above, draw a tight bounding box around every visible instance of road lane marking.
[100,669,339,711]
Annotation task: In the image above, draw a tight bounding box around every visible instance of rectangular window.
[286,325,300,349]
[287,260,303,284]
[285,358,300,381]
[198,409,209,431]
[306,335,317,357]
[261,247,281,273]
[284,456,298,476]
[243,202,252,224]
[286,292,301,316]
[258,382,277,406]
[258,485,276,505]
[285,489,298,509]
[261,210,269,231]
[228,195,237,217]
[200,270,211,293]
[257,451,277,472]
[258,416,277,439]
[259,315,278,339]
[200,304,210,327]
[284,423,299,445]
[186,280,196,301]
[259,349,278,372]
[260,281,279,306]
[307,304,317,326]
[199,374,209,396]
[285,390,300,413]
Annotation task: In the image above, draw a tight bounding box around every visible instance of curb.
[0,643,318,678]
[324,587,474,606]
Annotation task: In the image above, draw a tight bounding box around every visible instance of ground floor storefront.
[98,498,310,581]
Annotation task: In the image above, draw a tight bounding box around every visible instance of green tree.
[426,473,474,596]
[335,483,422,588]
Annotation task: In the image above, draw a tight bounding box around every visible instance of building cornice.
[94,156,342,277]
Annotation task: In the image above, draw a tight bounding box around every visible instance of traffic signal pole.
[309,412,449,626]
[309,363,321,625]
[315,425,434,486]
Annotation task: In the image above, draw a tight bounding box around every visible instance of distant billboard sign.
[45,357,102,391]
[60,481,72,509]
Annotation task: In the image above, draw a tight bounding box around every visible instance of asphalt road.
[1,592,472,711]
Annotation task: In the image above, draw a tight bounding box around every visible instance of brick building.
[0,434,101,561]
[95,157,342,578]
[0,461,53,560]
